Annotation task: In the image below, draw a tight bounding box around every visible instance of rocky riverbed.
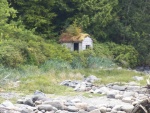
[0,75,150,113]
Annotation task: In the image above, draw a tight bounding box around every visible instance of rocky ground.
[1,66,150,113]
[0,74,150,113]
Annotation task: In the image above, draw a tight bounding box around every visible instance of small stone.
[74,102,88,110]
[24,98,34,106]
[112,105,122,111]
[87,106,98,112]
[67,106,79,112]
[17,99,24,104]
[89,109,101,113]
[1,100,15,108]
[99,106,106,113]
[37,104,57,111]
[121,105,134,113]
[122,97,133,103]
[43,101,64,110]
[71,98,81,103]
[115,94,123,99]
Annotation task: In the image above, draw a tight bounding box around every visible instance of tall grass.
[0,59,147,95]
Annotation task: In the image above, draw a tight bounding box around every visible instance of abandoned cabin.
[59,33,93,51]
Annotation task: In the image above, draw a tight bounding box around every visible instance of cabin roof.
[59,33,90,43]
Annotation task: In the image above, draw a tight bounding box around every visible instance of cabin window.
[74,43,79,51]
[86,45,90,49]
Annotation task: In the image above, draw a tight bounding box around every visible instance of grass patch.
[76,68,146,85]
[0,64,148,96]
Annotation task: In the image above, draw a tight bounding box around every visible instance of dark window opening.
[86,45,90,49]
[74,43,79,51]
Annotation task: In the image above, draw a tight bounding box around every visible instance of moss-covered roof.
[59,33,90,43]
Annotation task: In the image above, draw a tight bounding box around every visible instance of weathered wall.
[62,43,74,51]
[82,36,93,50]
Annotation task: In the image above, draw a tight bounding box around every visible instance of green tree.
[0,0,16,24]
[8,0,56,39]
[52,0,118,41]
[75,0,118,41]
[108,0,150,65]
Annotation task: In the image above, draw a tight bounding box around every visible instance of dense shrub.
[71,49,115,69]
[0,40,26,67]
[71,49,95,68]
[0,21,73,67]
[0,39,73,67]
[107,42,139,68]
[93,42,113,59]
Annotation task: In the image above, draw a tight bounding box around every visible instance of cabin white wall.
[79,43,82,51]
[62,43,74,51]
[82,36,93,50]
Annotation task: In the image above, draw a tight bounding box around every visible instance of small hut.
[59,33,93,51]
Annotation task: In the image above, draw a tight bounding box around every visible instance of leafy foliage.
[1,0,149,67]
[107,42,139,67]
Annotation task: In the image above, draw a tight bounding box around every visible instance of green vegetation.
[0,0,149,97]
[0,64,147,95]
[0,0,149,68]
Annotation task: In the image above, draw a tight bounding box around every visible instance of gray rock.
[74,102,88,110]
[111,105,122,111]
[43,101,64,110]
[99,106,107,113]
[87,106,98,112]
[15,104,36,111]
[34,90,45,96]
[78,109,88,113]
[112,85,126,91]
[121,104,134,113]
[117,111,126,113]
[67,106,79,112]
[71,98,81,103]
[74,82,87,91]
[115,94,123,99]
[94,87,109,94]
[37,104,57,111]
[107,91,117,99]
[84,75,99,83]
[60,80,71,86]
[123,92,135,97]
[32,95,49,102]
[24,98,34,106]
[89,109,101,113]
[122,97,133,103]
[17,99,24,104]
[1,100,15,108]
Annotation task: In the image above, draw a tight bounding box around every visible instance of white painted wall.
[82,36,93,50]
[79,43,82,51]
[62,43,74,51]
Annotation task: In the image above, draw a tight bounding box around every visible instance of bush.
[71,49,95,68]
[107,42,139,68]
[70,49,115,69]
[0,40,25,67]
[93,42,113,59]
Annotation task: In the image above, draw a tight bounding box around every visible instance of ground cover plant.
[0,62,147,97]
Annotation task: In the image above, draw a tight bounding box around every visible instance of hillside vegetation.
[0,0,149,69]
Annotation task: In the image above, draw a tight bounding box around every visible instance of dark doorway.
[74,43,79,51]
